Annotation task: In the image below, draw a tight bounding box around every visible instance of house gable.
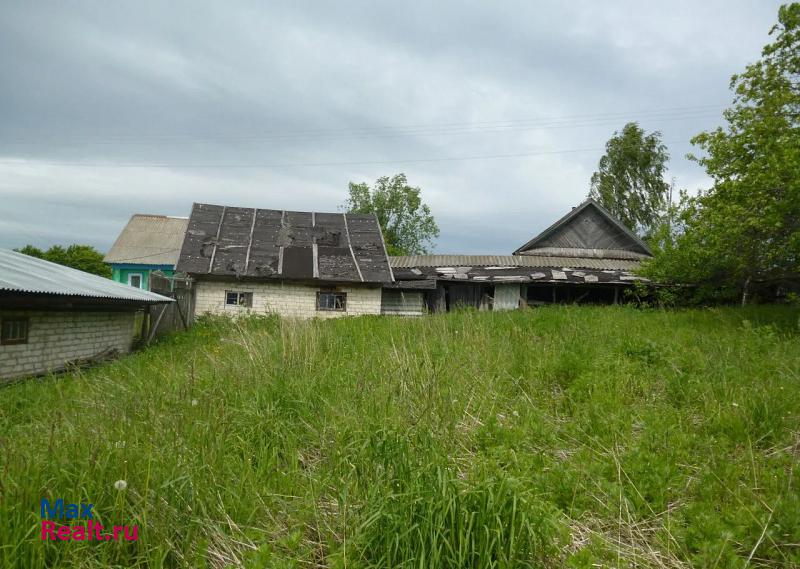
[513,200,651,259]
[104,215,189,266]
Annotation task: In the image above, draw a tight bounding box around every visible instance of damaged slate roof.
[176,203,394,283]
[391,263,647,285]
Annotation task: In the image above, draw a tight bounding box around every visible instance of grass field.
[1,306,799,568]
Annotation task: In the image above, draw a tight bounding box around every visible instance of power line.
[0,140,692,169]
[0,104,725,147]
[106,248,181,263]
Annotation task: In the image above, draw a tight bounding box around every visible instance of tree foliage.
[16,244,112,278]
[641,3,800,303]
[588,122,671,236]
[345,173,440,255]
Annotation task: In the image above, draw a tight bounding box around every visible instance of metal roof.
[0,249,173,303]
[390,255,641,271]
[177,203,394,283]
[104,214,189,265]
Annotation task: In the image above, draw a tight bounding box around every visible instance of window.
[317,291,347,312]
[225,291,253,307]
[1,318,28,345]
[128,273,143,289]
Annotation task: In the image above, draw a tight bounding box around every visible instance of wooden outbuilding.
[388,199,652,313]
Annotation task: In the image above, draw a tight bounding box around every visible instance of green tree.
[642,3,800,304]
[345,173,440,255]
[16,244,112,278]
[589,122,671,236]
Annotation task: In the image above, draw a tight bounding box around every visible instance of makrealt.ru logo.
[40,498,138,542]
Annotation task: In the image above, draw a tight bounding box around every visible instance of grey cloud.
[0,0,784,254]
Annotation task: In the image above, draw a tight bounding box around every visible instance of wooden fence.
[140,272,193,342]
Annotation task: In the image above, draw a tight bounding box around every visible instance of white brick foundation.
[193,280,382,319]
[0,310,137,380]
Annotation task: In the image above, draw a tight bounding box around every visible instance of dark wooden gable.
[176,203,394,283]
[513,200,651,258]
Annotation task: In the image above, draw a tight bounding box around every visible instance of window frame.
[127,273,144,289]
[1,317,29,345]
[316,290,347,312]
[225,290,253,308]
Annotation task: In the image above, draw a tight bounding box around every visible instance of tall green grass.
[1,306,798,568]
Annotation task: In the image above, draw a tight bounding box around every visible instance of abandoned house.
[0,248,172,381]
[176,203,394,319]
[388,199,652,313]
[104,214,189,291]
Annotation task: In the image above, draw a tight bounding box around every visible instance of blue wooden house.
[104,215,188,291]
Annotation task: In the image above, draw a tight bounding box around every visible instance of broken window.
[225,291,253,307]
[1,318,28,345]
[317,291,346,312]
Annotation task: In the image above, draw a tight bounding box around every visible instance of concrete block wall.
[0,310,137,380]
[193,280,383,319]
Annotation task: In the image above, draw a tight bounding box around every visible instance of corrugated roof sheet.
[104,215,189,265]
[390,255,641,271]
[177,203,394,283]
[0,249,173,303]
[517,247,649,260]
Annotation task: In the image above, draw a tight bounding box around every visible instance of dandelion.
[114,480,128,491]
[191,399,198,407]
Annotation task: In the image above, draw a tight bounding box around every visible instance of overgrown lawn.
[1,306,798,568]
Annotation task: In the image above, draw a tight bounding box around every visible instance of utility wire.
[0,104,725,147]
[0,140,692,169]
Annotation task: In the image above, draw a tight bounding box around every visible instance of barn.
[0,249,172,381]
[176,203,394,319]
[388,199,652,313]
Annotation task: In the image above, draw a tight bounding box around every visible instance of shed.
[0,249,172,380]
[389,200,652,312]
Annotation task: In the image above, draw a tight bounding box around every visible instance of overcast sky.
[0,1,784,254]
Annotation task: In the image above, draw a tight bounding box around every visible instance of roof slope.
[391,255,640,271]
[176,203,394,283]
[0,249,172,303]
[104,215,189,265]
[513,199,651,258]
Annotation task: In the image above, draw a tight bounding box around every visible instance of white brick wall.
[193,280,383,319]
[0,311,137,380]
